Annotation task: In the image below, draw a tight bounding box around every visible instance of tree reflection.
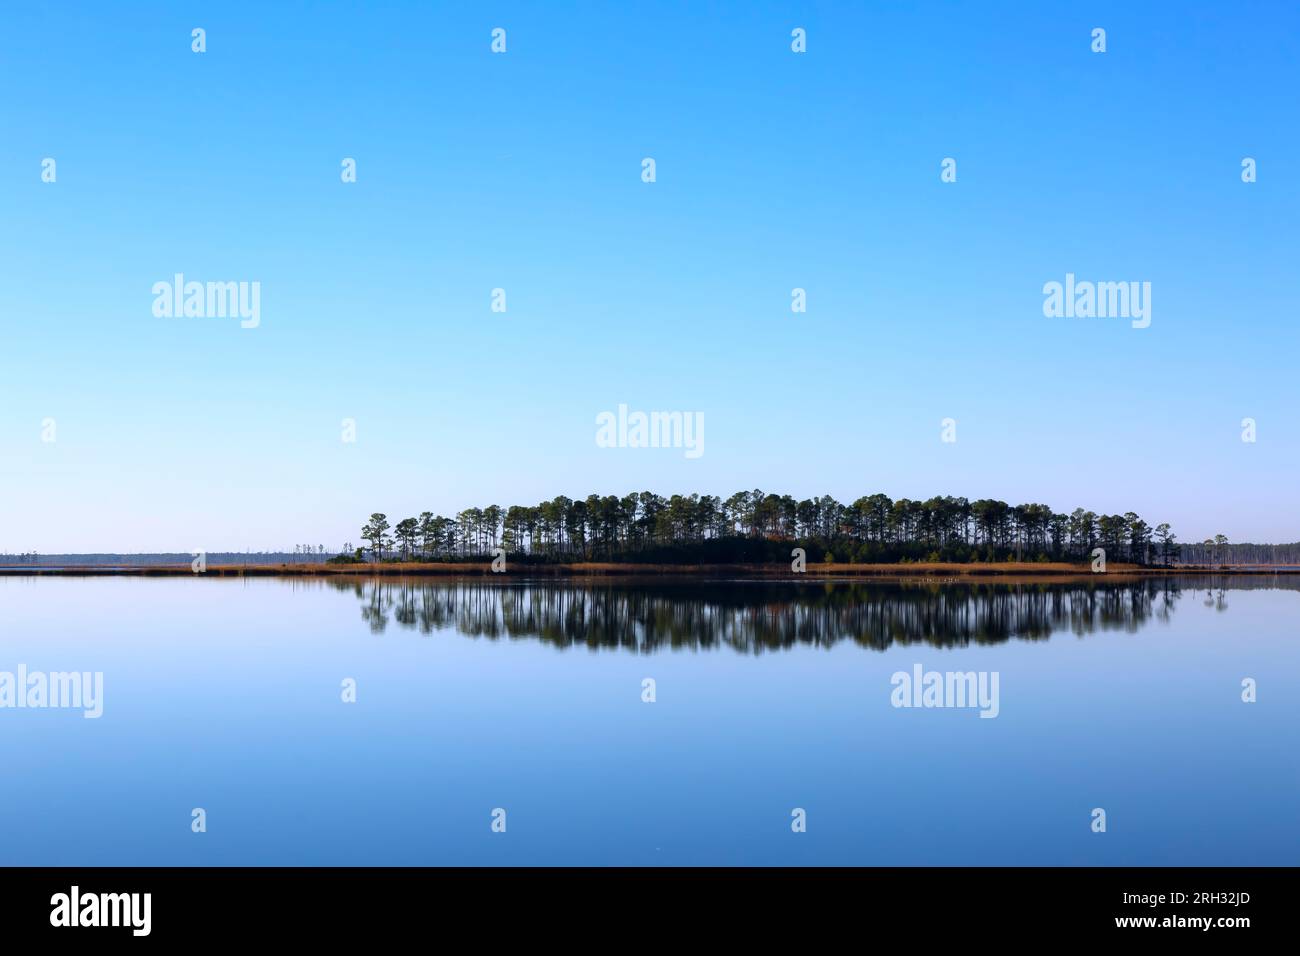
[305,576,1276,653]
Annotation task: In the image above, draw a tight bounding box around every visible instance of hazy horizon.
[1,483,1299,560]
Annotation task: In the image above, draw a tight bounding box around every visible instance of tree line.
[348,491,1194,566]
[1177,538,1300,567]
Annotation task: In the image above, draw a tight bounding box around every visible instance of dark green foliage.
[359,491,1175,566]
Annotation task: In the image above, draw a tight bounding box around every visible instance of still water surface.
[1,575,1295,865]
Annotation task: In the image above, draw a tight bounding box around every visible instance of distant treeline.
[352,491,1203,566]
[0,552,327,567]
[1175,541,1300,566]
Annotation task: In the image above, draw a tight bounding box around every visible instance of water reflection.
[287,576,1273,652]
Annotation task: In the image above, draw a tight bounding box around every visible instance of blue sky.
[1,1,1297,552]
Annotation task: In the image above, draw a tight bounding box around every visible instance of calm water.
[1,575,1296,866]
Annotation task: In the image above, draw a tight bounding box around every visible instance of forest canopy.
[349,491,1198,567]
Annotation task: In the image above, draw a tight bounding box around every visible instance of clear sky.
[1,1,1297,553]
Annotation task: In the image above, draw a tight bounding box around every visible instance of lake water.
[1,575,1295,865]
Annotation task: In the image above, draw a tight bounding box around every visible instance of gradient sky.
[2,1,1297,552]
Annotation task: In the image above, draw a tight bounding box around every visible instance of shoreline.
[1,561,1293,579]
